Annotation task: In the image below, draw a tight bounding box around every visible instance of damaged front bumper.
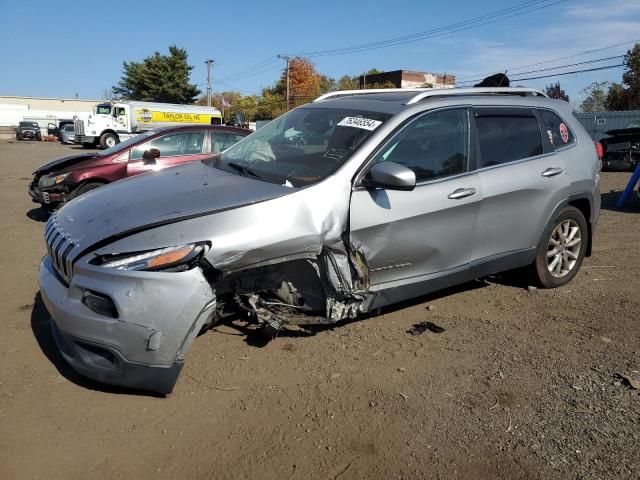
[38,255,216,394]
[29,182,67,206]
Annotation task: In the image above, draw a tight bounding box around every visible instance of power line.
[455,38,639,82]
[290,0,567,57]
[218,63,282,84]
[509,63,625,82]
[217,57,280,83]
[456,55,627,86]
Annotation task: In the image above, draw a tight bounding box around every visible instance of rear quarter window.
[475,110,543,167]
[538,109,575,149]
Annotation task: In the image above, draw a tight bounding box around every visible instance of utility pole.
[278,55,291,111]
[205,59,214,107]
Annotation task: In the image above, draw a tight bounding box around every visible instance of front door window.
[373,108,469,182]
[129,131,205,160]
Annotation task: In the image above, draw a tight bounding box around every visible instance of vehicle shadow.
[601,189,640,213]
[227,278,495,348]
[69,146,101,151]
[26,207,51,222]
[30,292,164,397]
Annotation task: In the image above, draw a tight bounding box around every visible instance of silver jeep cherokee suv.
[38,87,600,393]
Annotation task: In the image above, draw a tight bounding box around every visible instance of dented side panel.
[349,174,482,287]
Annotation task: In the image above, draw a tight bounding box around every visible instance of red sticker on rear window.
[559,123,569,143]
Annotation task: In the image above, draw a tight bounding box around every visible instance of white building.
[0,95,101,128]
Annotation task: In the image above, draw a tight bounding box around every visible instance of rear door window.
[538,110,575,149]
[475,109,543,168]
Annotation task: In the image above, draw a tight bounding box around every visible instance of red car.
[29,125,250,209]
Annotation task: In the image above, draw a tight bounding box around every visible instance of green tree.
[579,82,610,113]
[336,69,396,90]
[605,82,628,111]
[621,43,640,109]
[112,45,201,104]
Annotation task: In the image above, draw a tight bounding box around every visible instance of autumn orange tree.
[201,59,394,121]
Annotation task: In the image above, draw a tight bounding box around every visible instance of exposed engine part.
[210,248,371,333]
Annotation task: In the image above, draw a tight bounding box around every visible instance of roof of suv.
[308,87,568,115]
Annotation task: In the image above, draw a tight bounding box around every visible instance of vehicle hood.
[53,160,295,252]
[34,153,102,176]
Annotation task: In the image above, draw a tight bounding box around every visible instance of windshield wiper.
[227,162,264,180]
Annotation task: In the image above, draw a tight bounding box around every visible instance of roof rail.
[314,87,549,104]
[314,88,427,102]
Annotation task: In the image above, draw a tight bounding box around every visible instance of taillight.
[595,142,604,160]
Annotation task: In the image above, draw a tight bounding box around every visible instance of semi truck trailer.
[75,101,223,148]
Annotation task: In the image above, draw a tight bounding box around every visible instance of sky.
[1,0,639,105]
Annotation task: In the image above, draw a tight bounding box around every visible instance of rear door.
[471,107,567,264]
[349,107,482,287]
[127,130,208,176]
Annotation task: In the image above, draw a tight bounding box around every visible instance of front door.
[127,130,208,177]
[349,108,481,289]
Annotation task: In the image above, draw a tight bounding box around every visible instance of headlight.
[39,173,69,187]
[95,243,206,272]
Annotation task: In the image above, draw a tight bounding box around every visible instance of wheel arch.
[100,129,119,138]
[544,193,594,258]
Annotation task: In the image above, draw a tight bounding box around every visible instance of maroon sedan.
[29,125,250,209]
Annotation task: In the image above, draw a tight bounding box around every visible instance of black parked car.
[601,125,640,172]
[17,121,42,141]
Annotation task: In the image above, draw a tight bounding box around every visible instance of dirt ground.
[0,140,638,480]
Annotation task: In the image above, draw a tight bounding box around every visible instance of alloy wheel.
[547,219,581,278]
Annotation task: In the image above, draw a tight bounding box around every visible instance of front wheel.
[530,206,588,288]
[67,182,105,201]
[100,132,118,149]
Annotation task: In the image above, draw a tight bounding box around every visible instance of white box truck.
[74,101,223,148]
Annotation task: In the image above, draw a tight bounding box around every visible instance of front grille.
[74,119,85,136]
[44,216,79,284]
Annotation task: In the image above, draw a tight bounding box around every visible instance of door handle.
[541,167,563,177]
[448,187,476,200]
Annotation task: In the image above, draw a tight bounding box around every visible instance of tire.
[530,206,588,288]
[36,133,42,141]
[67,182,105,201]
[100,132,118,149]
[16,133,22,141]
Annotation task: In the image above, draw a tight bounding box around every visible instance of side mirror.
[363,162,416,191]
[143,148,160,164]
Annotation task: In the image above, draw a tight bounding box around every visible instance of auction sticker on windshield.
[337,117,383,131]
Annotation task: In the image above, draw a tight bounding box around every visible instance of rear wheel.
[100,132,118,149]
[68,182,105,201]
[530,206,588,288]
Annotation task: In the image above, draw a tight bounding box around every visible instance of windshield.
[625,120,640,129]
[217,107,391,186]
[20,122,38,128]
[63,125,74,131]
[98,130,156,156]
[95,105,113,115]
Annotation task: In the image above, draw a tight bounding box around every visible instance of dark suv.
[29,124,250,209]
[17,121,42,141]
